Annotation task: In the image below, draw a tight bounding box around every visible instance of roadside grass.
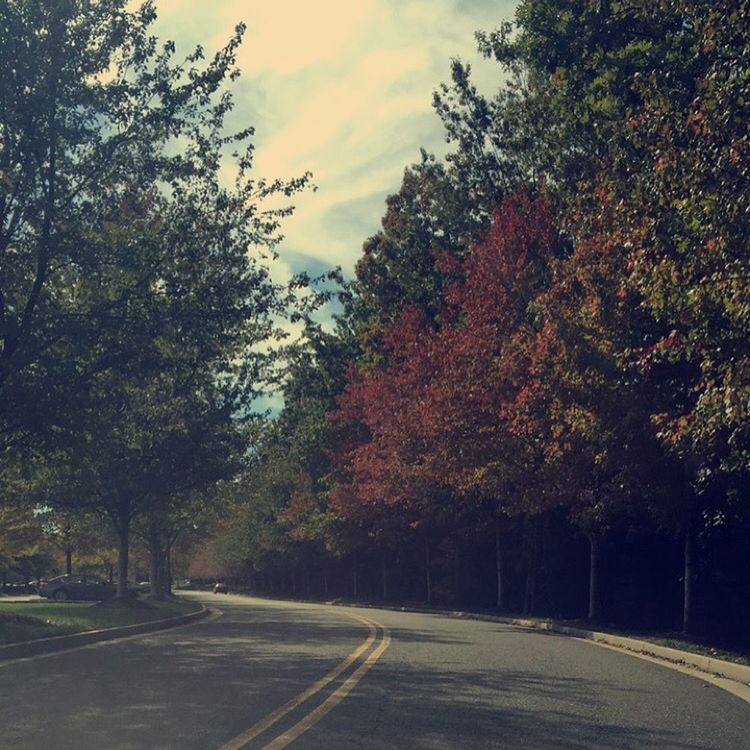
[0,597,201,645]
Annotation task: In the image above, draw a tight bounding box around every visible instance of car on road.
[213,582,228,594]
[39,574,115,601]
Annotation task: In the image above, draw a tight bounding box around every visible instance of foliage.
[0,1,310,594]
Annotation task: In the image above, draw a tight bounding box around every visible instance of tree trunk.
[149,533,159,599]
[381,553,388,600]
[523,570,535,615]
[149,545,159,599]
[587,532,601,621]
[683,527,694,635]
[495,525,505,610]
[149,529,169,601]
[65,548,72,577]
[453,544,461,605]
[116,519,130,599]
[523,518,539,615]
[424,539,432,604]
[166,543,172,594]
[352,550,358,598]
[323,568,329,597]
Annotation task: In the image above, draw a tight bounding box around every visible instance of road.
[1,592,748,749]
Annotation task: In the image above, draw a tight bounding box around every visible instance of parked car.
[213,581,228,594]
[39,574,115,601]
[1,581,38,595]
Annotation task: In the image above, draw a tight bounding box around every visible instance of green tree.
[1,1,309,596]
[0,504,52,586]
[0,0,307,484]
[497,0,750,632]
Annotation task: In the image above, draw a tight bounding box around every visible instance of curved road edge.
[236,594,750,701]
[0,601,211,662]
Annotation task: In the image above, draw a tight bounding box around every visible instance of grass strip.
[0,597,201,645]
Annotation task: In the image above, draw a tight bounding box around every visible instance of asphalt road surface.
[1,592,749,749]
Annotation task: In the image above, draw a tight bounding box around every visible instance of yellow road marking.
[218,616,378,750]
[262,625,391,750]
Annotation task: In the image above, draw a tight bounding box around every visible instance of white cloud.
[153,0,517,276]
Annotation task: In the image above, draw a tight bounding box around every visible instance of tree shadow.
[0,603,747,750]
[320,657,743,750]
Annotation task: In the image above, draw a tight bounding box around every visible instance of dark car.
[39,574,115,601]
[213,581,228,594]
[2,581,38,595]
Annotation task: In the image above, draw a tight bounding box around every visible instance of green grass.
[0,597,202,645]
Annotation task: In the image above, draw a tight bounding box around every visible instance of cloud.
[150,0,518,413]
[152,0,517,275]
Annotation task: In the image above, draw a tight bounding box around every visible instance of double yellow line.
[219,614,391,750]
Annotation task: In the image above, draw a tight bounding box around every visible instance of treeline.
[217,0,750,643]
[0,2,308,596]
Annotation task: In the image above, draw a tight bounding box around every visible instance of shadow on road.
[1,598,747,750]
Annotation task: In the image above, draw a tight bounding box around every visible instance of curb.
[552,624,750,686]
[230,590,750,689]
[180,590,750,689]
[0,604,210,661]
[322,599,750,688]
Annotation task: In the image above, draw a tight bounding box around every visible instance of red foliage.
[329,192,562,522]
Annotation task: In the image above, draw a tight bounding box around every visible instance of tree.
[330,193,563,609]
[1,1,310,595]
[0,0,307,490]
[0,504,53,586]
[352,153,481,347]
[41,509,105,576]
[494,0,750,631]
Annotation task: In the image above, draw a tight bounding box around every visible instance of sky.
[153,0,518,285]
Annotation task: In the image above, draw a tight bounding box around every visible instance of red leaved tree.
[330,192,563,609]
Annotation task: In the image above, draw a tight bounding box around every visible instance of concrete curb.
[0,604,209,661]
[316,599,750,688]
[552,625,750,686]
